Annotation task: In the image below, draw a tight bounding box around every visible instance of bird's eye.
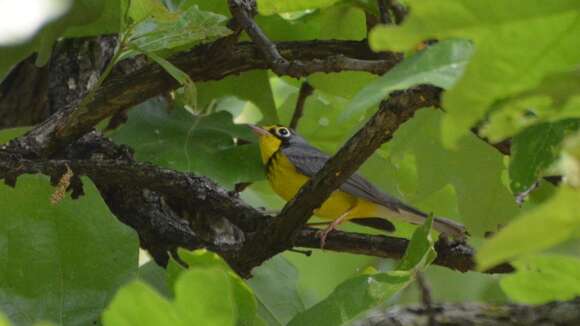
[277,127,290,138]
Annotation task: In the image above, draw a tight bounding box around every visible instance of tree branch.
[0,130,512,276]
[377,0,391,24]
[356,298,580,326]
[289,81,314,130]
[7,39,401,157]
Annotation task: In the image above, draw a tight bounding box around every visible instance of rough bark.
[0,129,513,276]
[355,298,580,326]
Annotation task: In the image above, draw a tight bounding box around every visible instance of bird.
[250,124,467,247]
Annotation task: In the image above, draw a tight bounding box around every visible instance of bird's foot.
[315,220,342,249]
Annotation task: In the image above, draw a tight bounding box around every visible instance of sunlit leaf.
[369,0,580,146]
[122,4,231,59]
[477,186,580,271]
[481,69,580,141]
[102,281,185,326]
[167,249,258,325]
[500,255,580,304]
[105,249,259,326]
[257,0,340,15]
[344,39,473,121]
[287,217,434,326]
[388,109,519,235]
[509,119,580,193]
[397,215,436,271]
[197,71,278,124]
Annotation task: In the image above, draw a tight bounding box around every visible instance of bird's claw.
[316,224,336,249]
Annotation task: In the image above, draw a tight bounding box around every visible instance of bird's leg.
[307,221,331,227]
[259,209,280,215]
[316,211,350,249]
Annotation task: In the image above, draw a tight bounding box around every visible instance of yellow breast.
[266,150,380,220]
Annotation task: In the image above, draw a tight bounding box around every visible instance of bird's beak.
[249,125,269,136]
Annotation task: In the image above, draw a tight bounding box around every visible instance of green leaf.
[343,39,474,120]
[509,119,580,193]
[318,3,366,41]
[477,186,580,271]
[481,69,580,141]
[257,0,341,15]
[0,312,10,326]
[141,50,198,108]
[247,256,305,326]
[109,98,264,188]
[102,281,185,326]
[500,255,580,304]
[178,0,229,16]
[397,215,436,271]
[288,216,435,326]
[173,269,236,326]
[307,3,372,100]
[64,0,129,37]
[197,71,279,124]
[0,175,139,325]
[0,128,29,145]
[138,261,172,298]
[388,109,519,235]
[106,249,259,326]
[369,0,580,146]
[559,130,580,188]
[287,272,411,326]
[128,0,170,22]
[122,4,231,59]
[167,249,258,326]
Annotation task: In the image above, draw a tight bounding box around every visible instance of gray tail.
[433,216,468,240]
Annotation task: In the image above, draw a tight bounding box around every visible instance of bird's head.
[249,125,307,163]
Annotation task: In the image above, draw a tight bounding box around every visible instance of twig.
[295,228,513,274]
[377,0,391,24]
[416,272,436,326]
[228,0,304,77]
[8,40,401,157]
[289,82,314,130]
[416,272,433,306]
[471,128,561,187]
[388,0,407,24]
[515,181,540,206]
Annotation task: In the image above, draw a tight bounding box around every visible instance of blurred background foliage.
[1,0,580,325]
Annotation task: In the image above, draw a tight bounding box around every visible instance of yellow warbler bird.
[251,125,467,245]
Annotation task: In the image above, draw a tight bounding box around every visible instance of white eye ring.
[277,128,290,137]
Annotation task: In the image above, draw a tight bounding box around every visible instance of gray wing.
[282,144,426,217]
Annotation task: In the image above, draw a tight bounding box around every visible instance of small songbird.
[250,125,467,246]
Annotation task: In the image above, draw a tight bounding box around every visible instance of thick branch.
[356,298,580,326]
[9,39,401,157]
[0,36,119,129]
[294,229,513,274]
[0,132,512,276]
